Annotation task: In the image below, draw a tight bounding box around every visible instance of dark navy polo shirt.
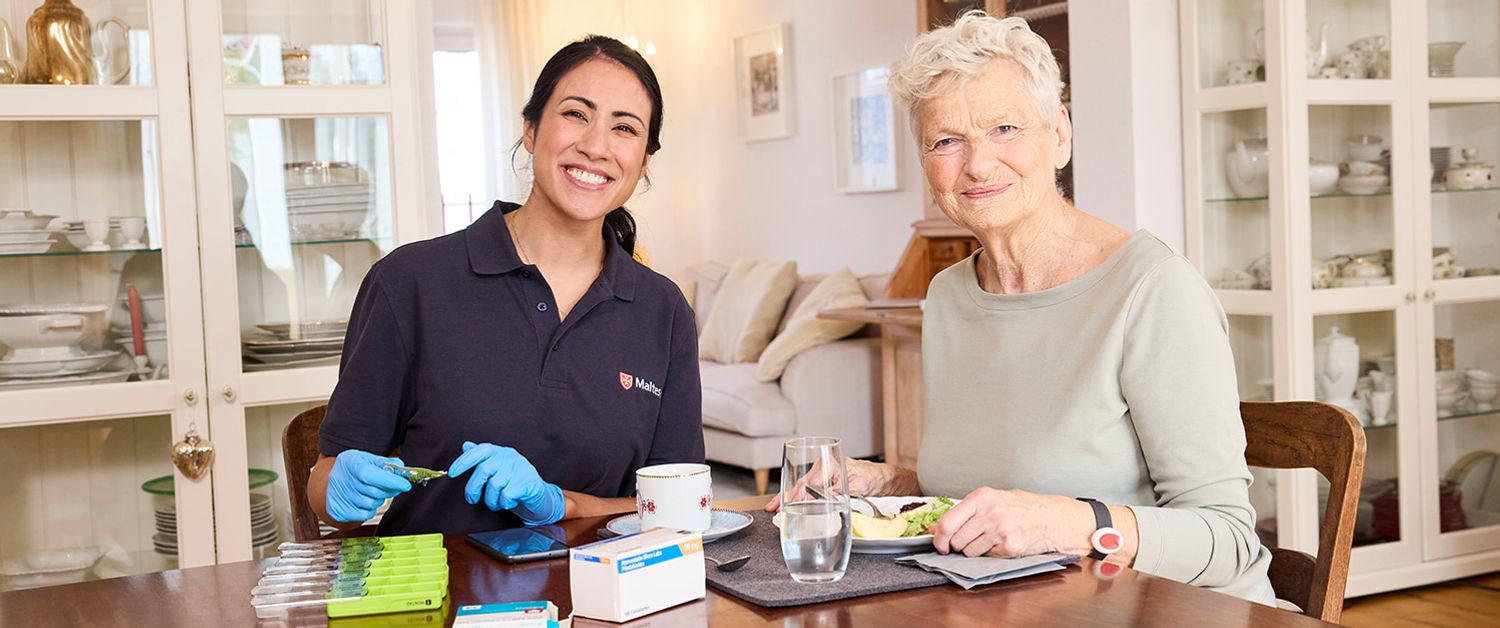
[319,201,704,535]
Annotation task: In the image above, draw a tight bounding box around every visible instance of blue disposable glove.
[326,449,412,523]
[447,441,565,526]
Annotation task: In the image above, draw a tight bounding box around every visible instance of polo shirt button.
[551,344,559,352]
[536,302,548,312]
[521,270,532,279]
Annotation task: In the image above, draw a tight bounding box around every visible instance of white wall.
[1070,0,1185,253]
[518,0,925,278]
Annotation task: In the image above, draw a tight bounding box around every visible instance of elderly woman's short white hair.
[889,11,1064,124]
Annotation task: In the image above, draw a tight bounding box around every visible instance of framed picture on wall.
[733,23,794,142]
[832,67,899,193]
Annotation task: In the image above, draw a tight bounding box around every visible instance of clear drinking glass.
[779,437,852,583]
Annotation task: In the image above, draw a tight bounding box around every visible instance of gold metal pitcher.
[20,0,95,85]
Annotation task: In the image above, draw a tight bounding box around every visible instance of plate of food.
[848,496,956,554]
[774,495,957,554]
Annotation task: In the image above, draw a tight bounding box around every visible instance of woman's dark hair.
[516,34,663,255]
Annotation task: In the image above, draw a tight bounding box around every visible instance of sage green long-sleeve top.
[915,231,1276,604]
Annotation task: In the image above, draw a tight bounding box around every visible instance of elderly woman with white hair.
[773,13,1275,604]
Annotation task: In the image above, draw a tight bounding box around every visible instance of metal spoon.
[705,554,751,572]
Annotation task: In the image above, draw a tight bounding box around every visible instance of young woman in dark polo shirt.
[306,36,704,535]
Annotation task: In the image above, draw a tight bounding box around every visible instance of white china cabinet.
[1181,0,1500,595]
[0,0,432,590]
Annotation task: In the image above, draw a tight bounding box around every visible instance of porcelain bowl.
[0,211,59,231]
[0,314,85,358]
[1310,161,1340,194]
[1339,174,1389,195]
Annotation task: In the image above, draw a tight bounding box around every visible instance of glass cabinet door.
[1427,0,1500,78]
[220,0,385,86]
[0,414,207,590]
[1202,109,1272,291]
[1310,311,1408,550]
[1308,105,1397,290]
[1,0,155,86]
[229,116,394,373]
[1195,0,1266,89]
[1307,0,1392,81]
[0,120,172,388]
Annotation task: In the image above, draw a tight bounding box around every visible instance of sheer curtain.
[475,0,550,205]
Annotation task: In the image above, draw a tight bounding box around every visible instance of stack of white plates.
[153,493,278,555]
[241,320,346,371]
[286,183,371,242]
[0,211,59,255]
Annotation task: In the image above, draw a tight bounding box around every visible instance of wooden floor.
[1342,573,1500,627]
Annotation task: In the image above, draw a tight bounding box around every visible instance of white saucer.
[604,509,752,543]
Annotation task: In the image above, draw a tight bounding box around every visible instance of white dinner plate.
[0,369,131,390]
[605,509,753,543]
[0,302,109,316]
[243,355,342,371]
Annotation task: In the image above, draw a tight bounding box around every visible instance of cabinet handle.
[183,389,198,406]
[1424,289,1436,301]
[1404,292,1416,303]
[222,386,237,402]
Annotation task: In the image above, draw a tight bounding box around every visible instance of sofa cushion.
[699,361,797,437]
[757,268,870,382]
[698,259,798,363]
[685,261,729,333]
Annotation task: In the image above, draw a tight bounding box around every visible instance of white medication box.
[568,527,705,623]
[453,600,560,627]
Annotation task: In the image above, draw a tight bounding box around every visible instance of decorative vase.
[20,0,95,85]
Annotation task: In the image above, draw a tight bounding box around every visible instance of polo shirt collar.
[465,201,638,302]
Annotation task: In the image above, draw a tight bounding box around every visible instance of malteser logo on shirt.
[618,371,662,397]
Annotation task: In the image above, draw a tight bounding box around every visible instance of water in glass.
[780,501,852,582]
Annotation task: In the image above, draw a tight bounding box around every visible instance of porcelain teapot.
[1444,148,1494,190]
[1227,138,1270,198]
[1314,326,1361,406]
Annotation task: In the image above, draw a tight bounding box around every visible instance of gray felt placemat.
[701,510,948,608]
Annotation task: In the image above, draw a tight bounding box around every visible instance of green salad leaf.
[903,496,955,537]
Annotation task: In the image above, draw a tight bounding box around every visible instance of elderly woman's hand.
[929,487,1105,558]
[764,459,919,512]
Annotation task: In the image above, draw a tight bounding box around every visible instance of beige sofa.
[684,262,885,495]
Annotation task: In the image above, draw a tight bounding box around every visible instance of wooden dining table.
[0,496,1332,627]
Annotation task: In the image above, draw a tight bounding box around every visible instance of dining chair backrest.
[282,405,330,542]
[1239,401,1366,624]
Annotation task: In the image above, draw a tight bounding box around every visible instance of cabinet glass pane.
[1196,0,1265,88]
[1,0,154,86]
[1428,0,1500,78]
[1310,106,1395,289]
[1203,109,1271,290]
[220,0,385,86]
[0,414,178,590]
[1308,0,1391,80]
[0,120,170,388]
[1433,302,1500,536]
[1313,312,1399,546]
[1430,103,1500,279]
[229,116,392,373]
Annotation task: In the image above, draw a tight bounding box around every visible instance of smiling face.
[522,58,653,223]
[915,60,1071,234]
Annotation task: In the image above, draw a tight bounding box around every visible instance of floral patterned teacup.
[635,463,713,532]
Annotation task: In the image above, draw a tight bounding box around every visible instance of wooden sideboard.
[821,219,977,470]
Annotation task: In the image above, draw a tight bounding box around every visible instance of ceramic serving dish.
[0,210,59,231]
[1338,174,1389,195]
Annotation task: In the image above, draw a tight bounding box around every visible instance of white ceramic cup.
[634,463,712,532]
[118,217,146,248]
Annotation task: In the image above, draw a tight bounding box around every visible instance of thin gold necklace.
[510,215,532,265]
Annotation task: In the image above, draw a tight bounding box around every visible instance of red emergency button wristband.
[1077,497,1122,560]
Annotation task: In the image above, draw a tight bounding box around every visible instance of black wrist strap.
[1077,497,1112,560]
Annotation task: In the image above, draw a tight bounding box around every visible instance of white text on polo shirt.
[619,371,662,397]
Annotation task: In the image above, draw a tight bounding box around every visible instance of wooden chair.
[282,404,377,541]
[1240,401,1367,624]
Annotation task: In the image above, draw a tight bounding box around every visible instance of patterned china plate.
[605,509,752,543]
